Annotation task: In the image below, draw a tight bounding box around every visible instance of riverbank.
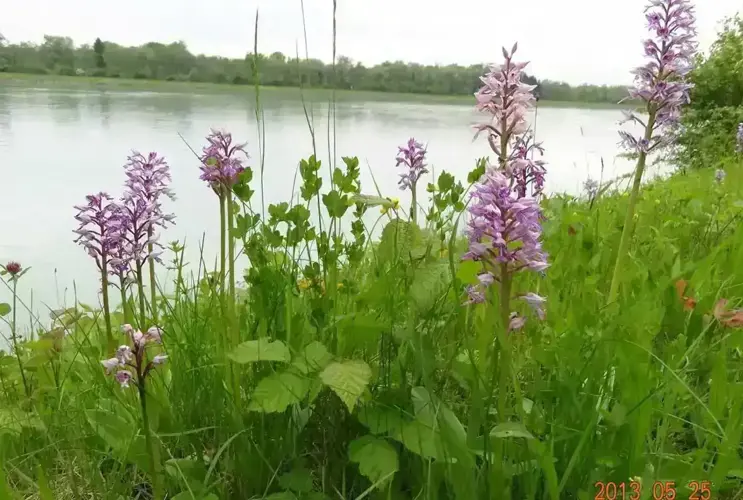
[0,72,633,109]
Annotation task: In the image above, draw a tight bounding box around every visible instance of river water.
[0,86,644,326]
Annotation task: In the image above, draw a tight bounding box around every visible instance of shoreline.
[0,72,633,109]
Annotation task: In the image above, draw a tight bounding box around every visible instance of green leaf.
[227,339,290,364]
[322,190,350,218]
[292,341,333,375]
[0,303,10,317]
[357,406,407,436]
[378,219,420,263]
[490,422,535,440]
[410,261,449,311]
[348,435,399,486]
[37,466,53,500]
[392,420,447,461]
[278,465,314,493]
[319,360,372,412]
[265,492,298,500]
[248,370,311,413]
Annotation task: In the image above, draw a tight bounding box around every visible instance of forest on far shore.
[0,35,630,103]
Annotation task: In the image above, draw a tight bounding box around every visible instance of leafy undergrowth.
[1,159,742,500]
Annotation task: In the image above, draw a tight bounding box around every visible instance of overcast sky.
[3,0,740,86]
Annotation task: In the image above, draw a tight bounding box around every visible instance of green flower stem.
[607,111,657,304]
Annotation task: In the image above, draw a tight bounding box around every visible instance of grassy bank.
[1,133,742,500]
[0,72,632,109]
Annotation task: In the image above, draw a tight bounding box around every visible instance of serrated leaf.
[228,339,290,364]
[378,219,420,263]
[490,422,535,440]
[410,261,449,311]
[348,435,399,486]
[357,406,407,436]
[292,341,333,375]
[319,360,371,412]
[248,370,311,413]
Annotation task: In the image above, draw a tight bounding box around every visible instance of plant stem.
[119,277,130,325]
[219,193,227,291]
[147,227,158,324]
[138,379,162,499]
[607,112,656,304]
[135,260,146,328]
[411,183,418,225]
[100,263,114,350]
[10,280,29,397]
[226,192,242,408]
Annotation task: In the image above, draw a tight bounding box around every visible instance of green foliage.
[348,435,399,486]
[676,15,743,170]
[319,360,372,412]
[0,35,630,103]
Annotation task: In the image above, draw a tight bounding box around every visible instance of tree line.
[0,35,629,103]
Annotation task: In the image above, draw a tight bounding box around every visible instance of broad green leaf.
[490,422,535,440]
[264,492,298,500]
[291,341,333,375]
[228,339,290,364]
[392,420,448,461]
[278,465,314,493]
[319,360,372,412]
[164,457,206,484]
[357,406,407,436]
[0,303,10,317]
[410,261,449,311]
[378,219,420,263]
[85,408,136,452]
[348,435,399,486]
[248,370,311,413]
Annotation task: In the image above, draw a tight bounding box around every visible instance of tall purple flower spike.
[463,44,548,326]
[73,192,124,274]
[474,44,546,198]
[395,138,428,191]
[199,129,249,193]
[619,0,697,153]
[116,152,176,268]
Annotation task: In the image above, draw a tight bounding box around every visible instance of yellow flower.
[337,282,344,290]
[380,206,389,214]
[390,197,400,209]
[297,278,311,291]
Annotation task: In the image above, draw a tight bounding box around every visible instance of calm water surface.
[0,87,645,322]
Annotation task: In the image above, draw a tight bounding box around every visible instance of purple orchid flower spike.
[619,0,697,154]
[73,192,124,275]
[395,138,429,191]
[199,129,249,194]
[462,45,549,329]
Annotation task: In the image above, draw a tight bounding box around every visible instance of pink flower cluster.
[101,324,167,388]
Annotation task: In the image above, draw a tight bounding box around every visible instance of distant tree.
[0,33,631,104]
[93,37,106,69]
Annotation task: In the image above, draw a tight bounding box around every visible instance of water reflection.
[0,86,638,324]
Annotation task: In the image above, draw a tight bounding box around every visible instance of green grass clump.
[1,149,742,499]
